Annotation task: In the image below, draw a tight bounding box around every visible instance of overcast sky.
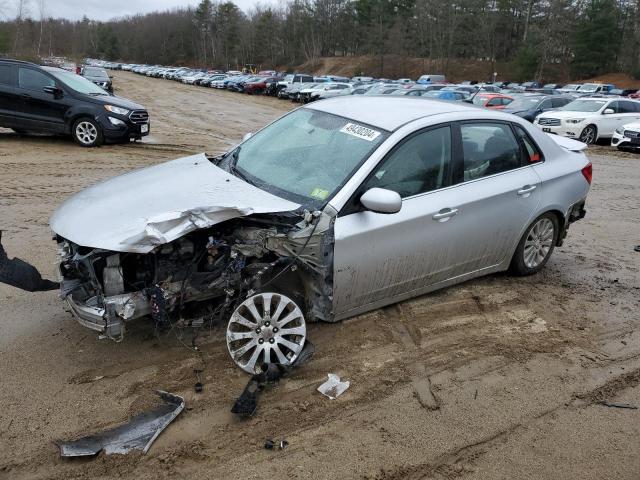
[8,0,264,21]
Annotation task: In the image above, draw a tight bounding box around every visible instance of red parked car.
[244,76,281,95]
[472,93,514,109]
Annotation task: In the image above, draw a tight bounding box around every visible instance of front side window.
[362,126,452,198]
[18,68,55,91]
[461,123,521,181]
[234,109,389,205]
[618,101,638,113]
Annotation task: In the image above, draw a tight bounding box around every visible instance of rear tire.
[72,117,103,148]
[510,213,559,276]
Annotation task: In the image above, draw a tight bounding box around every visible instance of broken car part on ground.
[58,391,184,457]
[0,232,58,292]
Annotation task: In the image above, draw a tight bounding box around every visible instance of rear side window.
[0,64,13,85]
[514,125,543,163]
[461,123,521,181]
[18,68,55,91]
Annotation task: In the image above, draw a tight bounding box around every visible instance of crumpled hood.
[50,153,300,253]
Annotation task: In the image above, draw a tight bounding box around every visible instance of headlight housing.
[104,105,129,115]
[566,118,584,124]
[615,126,625,135]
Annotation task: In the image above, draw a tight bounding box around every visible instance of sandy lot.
[0,71,639,480]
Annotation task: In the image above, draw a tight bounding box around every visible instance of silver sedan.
[51,97,592,373]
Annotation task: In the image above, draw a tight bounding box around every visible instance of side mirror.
[43,86,62,97]
[360,188,402,214]
[603,108,615,114]
[242,132,253,142]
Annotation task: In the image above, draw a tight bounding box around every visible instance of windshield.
[559,100,607,112]
[579,84,599,92]
[234,109,389,205]
[83,67,108,79]
[505,97,542,110]
[49,70,107,95]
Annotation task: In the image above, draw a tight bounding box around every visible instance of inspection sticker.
[340,123,381,142]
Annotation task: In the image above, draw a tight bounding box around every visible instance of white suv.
[534,98,640,144]
[612,121,640,151]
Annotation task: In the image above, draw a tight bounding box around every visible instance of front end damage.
[55,209,336,342]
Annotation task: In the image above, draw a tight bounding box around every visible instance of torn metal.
[49,154,300,254]
[58,390,184,457]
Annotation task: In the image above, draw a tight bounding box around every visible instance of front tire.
[510,213,559,276]
[226,292,307,374]
[579,125,597,144]
[72,117,103,147]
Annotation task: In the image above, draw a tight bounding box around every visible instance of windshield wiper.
[228,147,254,185]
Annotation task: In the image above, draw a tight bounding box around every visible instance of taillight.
[581,162,593,184]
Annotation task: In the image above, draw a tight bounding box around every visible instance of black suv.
[0,59,149,147]
[80,66,113,93]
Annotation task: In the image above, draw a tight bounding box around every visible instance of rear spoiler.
[547,134,588,152]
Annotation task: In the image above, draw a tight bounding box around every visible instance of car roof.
[305,96,477,131]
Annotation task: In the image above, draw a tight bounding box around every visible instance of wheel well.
[545,209,567,246]
[67,114,91,134]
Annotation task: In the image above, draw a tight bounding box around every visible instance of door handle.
[432,208,458,222]
[20,93,31,100]
[517,185,537,196]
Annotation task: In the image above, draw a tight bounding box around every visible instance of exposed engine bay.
[55,208,335,352]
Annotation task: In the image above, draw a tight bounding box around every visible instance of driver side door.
[16,67,69,133]
[332,124,460,315]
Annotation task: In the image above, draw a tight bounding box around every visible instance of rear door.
[0,63,21,128]
[449,121,542,268]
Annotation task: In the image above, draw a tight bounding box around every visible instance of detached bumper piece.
[58,391,184,457]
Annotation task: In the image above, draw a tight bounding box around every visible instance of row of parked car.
[87,59,640,152]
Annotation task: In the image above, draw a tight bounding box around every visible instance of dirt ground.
[1,71,639,480]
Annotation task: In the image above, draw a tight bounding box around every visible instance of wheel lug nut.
[264,321,270,327]
[269,338,275,344]
[255,328,261,334]
[259,338,264,344]
[273,327,278,333]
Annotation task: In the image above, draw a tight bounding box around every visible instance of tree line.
[1,0,639,82]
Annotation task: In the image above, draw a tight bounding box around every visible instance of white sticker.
[340,123,381,142]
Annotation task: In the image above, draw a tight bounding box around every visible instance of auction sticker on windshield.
[340,123,381,142]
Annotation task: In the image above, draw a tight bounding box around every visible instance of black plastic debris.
[634,245,640,253]
[231,341,315,418]
[194,369,203,393]
[58,391,184,457]
[598,400,638,410]
[0,232,59,292]
[264,438,288,450]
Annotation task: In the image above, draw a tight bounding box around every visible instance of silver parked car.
[51,97,591,373]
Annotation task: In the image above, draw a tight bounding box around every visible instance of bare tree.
[37,0,45,56]
[12,0,30,55]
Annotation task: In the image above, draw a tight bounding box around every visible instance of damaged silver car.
[51,97,591,373]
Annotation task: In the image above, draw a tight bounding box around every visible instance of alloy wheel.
[226,292,306,373]
[579,126,596,144]
[75,121,98,145]
[523,218,555,268]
